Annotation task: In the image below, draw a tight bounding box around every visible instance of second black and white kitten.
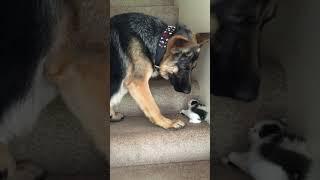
[223,119,312,180]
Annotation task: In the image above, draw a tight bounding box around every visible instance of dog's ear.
[195,33,210,47]
[167,35,193,54]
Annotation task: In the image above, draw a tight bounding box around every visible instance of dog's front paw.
[171,120,186,129]
[110,112,125,122]
[157,117,186,129]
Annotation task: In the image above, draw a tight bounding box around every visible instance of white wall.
[175,0,211,120]
[262,0,320,179]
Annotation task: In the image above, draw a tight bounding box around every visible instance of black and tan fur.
[110,13,209,129]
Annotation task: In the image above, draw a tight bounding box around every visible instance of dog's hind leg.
[0,60,57,180]
[110,82,127,122]
[110,108,125,122]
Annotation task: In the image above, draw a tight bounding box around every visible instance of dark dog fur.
[0,1,60,120]
[110,13,209,129]
[212,0,278,101]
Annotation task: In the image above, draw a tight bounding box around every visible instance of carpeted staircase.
[110,0,210,179]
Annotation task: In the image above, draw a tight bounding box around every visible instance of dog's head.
[212,0,277,101]
[160,27,209,94]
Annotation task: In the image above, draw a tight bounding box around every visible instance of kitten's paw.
[189,119,201,123]
[179,110,186,115]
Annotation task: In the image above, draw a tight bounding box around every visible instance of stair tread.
[110,115,210,167]
[114,80,200,116]
[111,0,174,7]
[111,161,210,180]
[110,6,179,25]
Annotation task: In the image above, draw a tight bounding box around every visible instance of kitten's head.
[249,119,287,143]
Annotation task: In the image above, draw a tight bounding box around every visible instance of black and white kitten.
[223,119,312,180]
[180,99,208,123]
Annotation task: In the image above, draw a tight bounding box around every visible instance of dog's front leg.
[126,79,185,129]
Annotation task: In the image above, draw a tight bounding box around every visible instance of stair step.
[110,6,179,25]
[110,115,210,167]
[111,161,210,180]
[113,80,200,117]
[111,0,174,7]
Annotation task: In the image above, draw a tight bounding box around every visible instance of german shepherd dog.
[212,0,278,101]
[1,1,107,179]
[110,13,209,129]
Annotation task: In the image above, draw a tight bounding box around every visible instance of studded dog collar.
[154,26,176,69]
